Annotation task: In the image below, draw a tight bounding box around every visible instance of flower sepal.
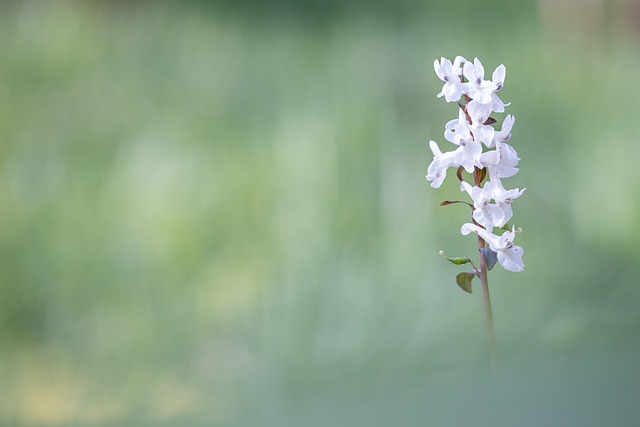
[480,247,498,271]
[439,250,473,265]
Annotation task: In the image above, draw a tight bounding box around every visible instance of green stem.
[477,236,497,373]
[466,102,497,374]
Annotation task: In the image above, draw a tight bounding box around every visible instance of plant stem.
[477,236,497,373]
[465,101,497,374]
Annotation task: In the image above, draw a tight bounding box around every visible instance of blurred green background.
[2,0,640,425]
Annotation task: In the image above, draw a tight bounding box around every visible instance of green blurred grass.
[1,1,640,425]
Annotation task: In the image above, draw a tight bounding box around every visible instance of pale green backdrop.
[1,0,639,425]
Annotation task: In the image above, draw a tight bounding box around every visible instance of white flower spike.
[425,56,523,370]
[426,55,524,273]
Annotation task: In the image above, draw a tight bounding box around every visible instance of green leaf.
[439,251,471,265]
[456,272,475,294]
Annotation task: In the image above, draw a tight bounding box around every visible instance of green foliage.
[456,272,475,294]
[440,252,472,266]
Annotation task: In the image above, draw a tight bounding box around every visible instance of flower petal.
[497,245,525,272]
[473,209,494,232]
[492,64,506,88]
[429,140,443,156]
[460,223,500,249]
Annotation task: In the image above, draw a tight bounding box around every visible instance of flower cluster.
[426,56,525,272]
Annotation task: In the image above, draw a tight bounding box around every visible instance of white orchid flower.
[467,100,496,147]
[426,140,456,188]
[460,181,509,231]
[444,109,483,173]
[434,56,467,103]
[463,58,496,105]
[461,223,525,272]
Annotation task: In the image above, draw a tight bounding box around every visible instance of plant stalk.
[477,236,497,373]
[466,101,497,374]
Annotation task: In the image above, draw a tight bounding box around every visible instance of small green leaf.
[456,272,475,294]
[439,251,471,265]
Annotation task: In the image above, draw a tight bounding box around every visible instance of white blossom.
[494,114,515,144]
[485,142,520,179]
[426,140,456,188]
[444,109,483,173]
[463,58,495,105]
[434,56,467,103]
[490,65,510,113]
[461,223,525,272]
[460,181,509,231]
[490,175,525,206]
[467,100,495,147]
[462,58,510,112]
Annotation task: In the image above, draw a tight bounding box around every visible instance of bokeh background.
[1,0,640,425]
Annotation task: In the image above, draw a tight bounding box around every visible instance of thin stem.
[460,100,497,373]
[477,238,497,373]
[468,259,481,276]
[473,167,497,373]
